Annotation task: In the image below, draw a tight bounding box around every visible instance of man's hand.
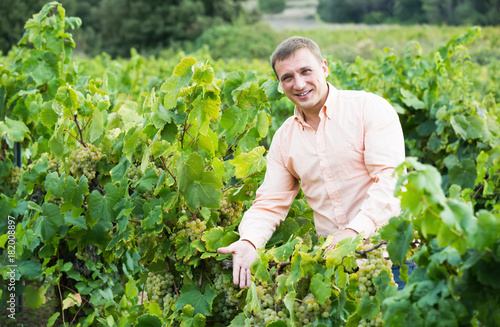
[217,240,257,289]
[324,228,358,254]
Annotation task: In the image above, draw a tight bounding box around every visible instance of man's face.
[274,48,329,115]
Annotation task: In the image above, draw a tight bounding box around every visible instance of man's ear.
[323,59,329,77]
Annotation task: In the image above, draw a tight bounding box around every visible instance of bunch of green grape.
[246,284,288,325]
[137,232,159,253]
[357,244,395,298]
[293,293,331,326]
[7,166,24,189]
[145,271,177,310]
[356,244,395,327]
[212,265,239,321]
[70,143,103,180]
[47,155,62,174]
[219,193,243,227]
[169,217,207,242]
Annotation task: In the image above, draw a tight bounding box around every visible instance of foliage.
[258,0,287,14]
[317,0,500,25]
[0,2,499,327]
[192,23,280,61]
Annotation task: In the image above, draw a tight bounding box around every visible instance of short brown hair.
[270,36,324,76]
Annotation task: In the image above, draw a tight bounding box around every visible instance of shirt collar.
[293,82,338,127]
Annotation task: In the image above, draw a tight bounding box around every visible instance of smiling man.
[218,36,405,289]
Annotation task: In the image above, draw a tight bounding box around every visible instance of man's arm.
[217,127,300,287]
[346,94,405,236]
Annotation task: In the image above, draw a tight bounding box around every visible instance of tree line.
[0,0,252,57]
[318,0,500,25]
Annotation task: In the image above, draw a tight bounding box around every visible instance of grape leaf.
[175,284,216,317]
[230,146,266,179]
[185,171,222,210]
[23,285,46,309]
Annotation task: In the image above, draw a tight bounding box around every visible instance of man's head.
[271,37,329,116]
[271,36,324,77]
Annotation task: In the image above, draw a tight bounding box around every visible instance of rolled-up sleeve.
[238,129,300,249]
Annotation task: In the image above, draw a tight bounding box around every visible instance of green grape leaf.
[173,57,197,76]
[379,216,413,265]
[0,117,30,142]
[450,114,483,140]
[245,283,261,316]
[228,314,246,327]
[175,284,216,317]
[23,285,46,309]
[185,171,223,210]
[87,184,121,226]
[202,227,238,252]
[55,84,79,110]
[357,295,380,319]
[230,146,266,179]
[18,259,43,280]
[448,159,476,189]
[135,314,162,327]
[142,206,163,230]
[310,273,331,304]
[400,88,425,110]
[40,107,58,128]
[220,105,247,140]
[37,203,64,242]
[89,109,103,142]
[193,63,214,85]
[179,304,206,327]
[268,237,300,262]
[257,111,270,138]
[22,49,58,85]
[44,172,65,198]
[261,79,284,101]
[176,152,204,192]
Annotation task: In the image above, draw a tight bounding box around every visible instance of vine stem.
[355,241,388,256]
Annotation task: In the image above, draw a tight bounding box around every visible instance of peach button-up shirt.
[239,84,405,249]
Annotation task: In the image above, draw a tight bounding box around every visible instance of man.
[218,36,405,289]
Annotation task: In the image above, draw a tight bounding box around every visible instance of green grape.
[70,143,103,180]
[245,284,288,325]
[356,244,395,327]
[293,293,331,326]
[8,166,24,189]
[145,271,177,311]
[211,264,239,322]
[219,192,243,227]
[47,155,62,174]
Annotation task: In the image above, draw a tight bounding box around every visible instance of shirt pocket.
[334,142,366,181]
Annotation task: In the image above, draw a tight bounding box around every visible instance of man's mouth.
[297,90,312,98]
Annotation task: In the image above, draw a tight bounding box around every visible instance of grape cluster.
[137,232,159,253]
[47,155,62,174]
[75,250,89,261]
[219,193,243,227]
[247,284,288,325]
[356,244,395,327]
[70,143,103,180]
[8,166,24,189]
[293,293,331,326]
[47,196,63,207]
[145,271,177,312]
[126,164,142,185]
[169,217,207,242]
[357,244,395,298]
[212,265,239,321]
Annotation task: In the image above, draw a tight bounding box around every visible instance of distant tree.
[0,0,45,53]
[258,0,287,14]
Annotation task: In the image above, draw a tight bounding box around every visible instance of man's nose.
[293,76,306,90]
